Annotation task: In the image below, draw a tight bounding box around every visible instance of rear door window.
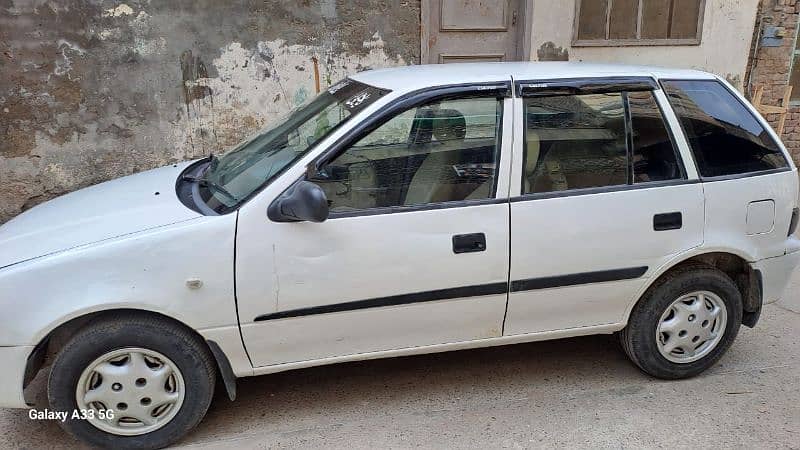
[521,89,683,195]
[628,91,685,183]
[661,80,788,177]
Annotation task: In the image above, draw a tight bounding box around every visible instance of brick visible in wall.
[746,0,800,162]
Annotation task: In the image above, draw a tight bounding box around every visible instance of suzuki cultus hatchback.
[1,63,798,448]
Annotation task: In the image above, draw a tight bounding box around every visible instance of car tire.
[620,265,743,379]
[47,313,216,449]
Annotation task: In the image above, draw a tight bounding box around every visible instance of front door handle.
[453,233,486,254]
[654,212,682,231]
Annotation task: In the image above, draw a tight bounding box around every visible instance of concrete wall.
[528,0,759,89]
[0,0,420,223]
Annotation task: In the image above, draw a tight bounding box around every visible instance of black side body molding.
[510,266,648,292]
[255,282,508,321]
[254,266,649,322]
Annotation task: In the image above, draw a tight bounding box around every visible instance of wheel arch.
[623,251,762,328]
[23,308,237,405]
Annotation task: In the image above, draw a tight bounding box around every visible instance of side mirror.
[268,181,330,223]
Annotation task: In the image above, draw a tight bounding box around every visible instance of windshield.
[195,79,387,212]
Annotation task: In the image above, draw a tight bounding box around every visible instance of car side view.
[0,62,798,449]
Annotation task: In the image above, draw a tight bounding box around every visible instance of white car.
[1,62,799,448]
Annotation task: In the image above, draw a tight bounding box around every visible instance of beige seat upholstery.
[404,110,466,205]
[463,134,538,200]
[464,176,491,200]
[404,146,461,205]
[523,131,541,193]
[407,131,535,203]
[526,132,573,193]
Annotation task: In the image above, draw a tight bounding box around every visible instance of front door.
[423,0,527,63]
[237,88,514,367]
[505,81,705,335]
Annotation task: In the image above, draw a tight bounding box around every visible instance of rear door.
[505,78,705,335]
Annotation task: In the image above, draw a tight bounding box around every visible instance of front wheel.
[620,266,742,379]
[48,314,217,449]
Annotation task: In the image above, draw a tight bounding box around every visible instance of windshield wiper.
[181,175,239,203]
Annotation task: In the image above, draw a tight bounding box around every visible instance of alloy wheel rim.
[75,347,185,436]
[656,291,727,364]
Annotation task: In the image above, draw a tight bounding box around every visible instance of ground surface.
[2,271,799,449]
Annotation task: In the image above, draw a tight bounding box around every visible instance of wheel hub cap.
[656,291,727,364]
[76,348,185,436]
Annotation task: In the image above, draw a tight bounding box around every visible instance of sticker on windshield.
[344,90,373,110]
[328,79,351,94]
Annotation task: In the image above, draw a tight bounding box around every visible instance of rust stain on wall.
[180,50,213,104]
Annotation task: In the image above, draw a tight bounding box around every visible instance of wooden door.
[423,0,526,64]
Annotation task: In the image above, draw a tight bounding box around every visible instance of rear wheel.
[620,266,742,379]
[48,314,216,449]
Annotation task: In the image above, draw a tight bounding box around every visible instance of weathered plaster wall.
[0,0,419,223]
[528,0,759,89]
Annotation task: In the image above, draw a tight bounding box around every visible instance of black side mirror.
[268,181,329,223]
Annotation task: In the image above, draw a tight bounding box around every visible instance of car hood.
[0,161,204,269]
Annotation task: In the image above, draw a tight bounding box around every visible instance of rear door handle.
[452,233,486,254]
[654,212,682,231]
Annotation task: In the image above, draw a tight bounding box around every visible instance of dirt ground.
[2,271,799,449]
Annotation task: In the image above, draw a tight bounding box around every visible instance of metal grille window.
[574,0,705,46]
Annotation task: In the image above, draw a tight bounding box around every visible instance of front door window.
[313,96,503,213]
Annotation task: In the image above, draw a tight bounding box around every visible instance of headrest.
[408,109,434,145]
[408,108,466,146]
[431,109,466,142]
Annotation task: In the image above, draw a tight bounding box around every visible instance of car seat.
[404,109,467,205]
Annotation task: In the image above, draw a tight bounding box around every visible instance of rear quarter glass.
[660,79,788,178]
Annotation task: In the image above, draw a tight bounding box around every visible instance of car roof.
[350,62,717,94]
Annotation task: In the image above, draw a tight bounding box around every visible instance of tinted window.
[313,97,502,212]
[523,93,627,194]
[628,91,684,183]
[522,91,681,194]
[661,80,788,177]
